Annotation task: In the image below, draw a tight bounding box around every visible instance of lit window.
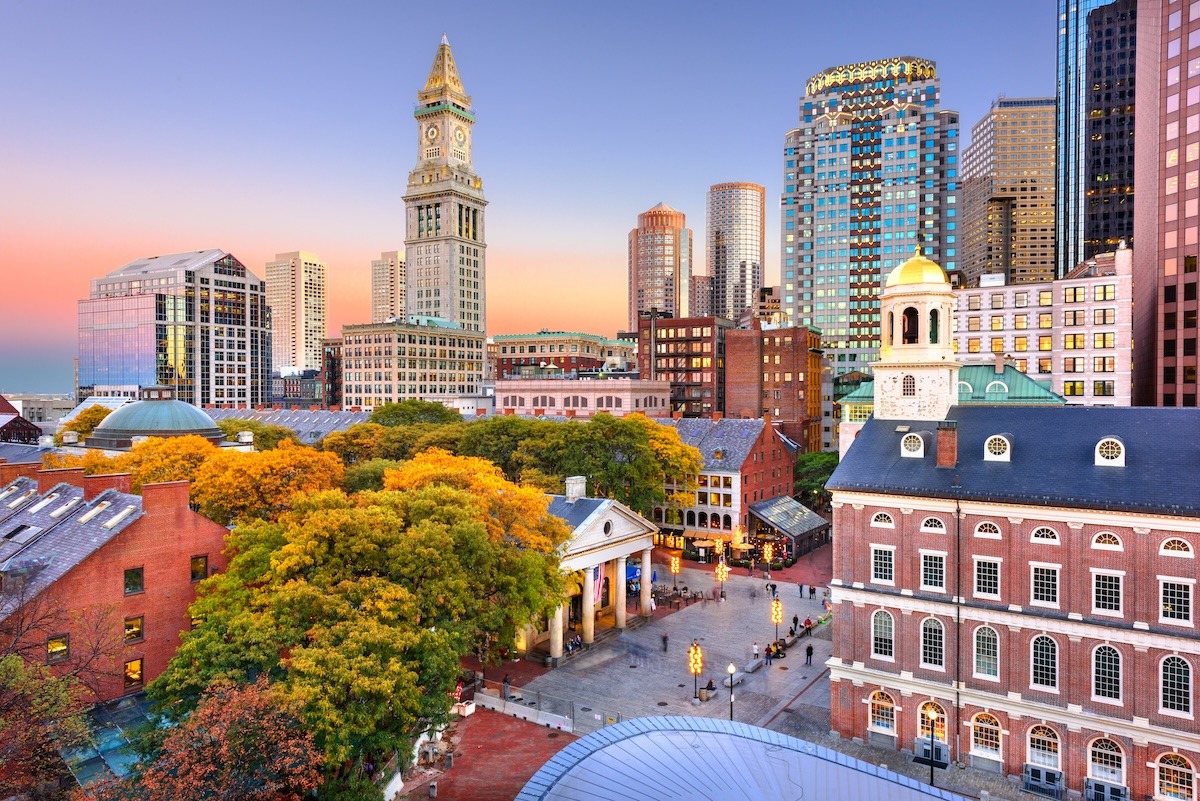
[47,634,69,664]
[869,690,895,732]
[124,616,144,643]
[1090,739,1124,784]
[1158,754,1194,800]
[971,713,1001,757]
[124,658,144,688]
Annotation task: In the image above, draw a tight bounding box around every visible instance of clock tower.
[872,246,960,421]
[403,34,486,332]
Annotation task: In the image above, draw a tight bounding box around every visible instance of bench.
[783,633,799,648]
[743,658,765,674]
[722,672,746,688]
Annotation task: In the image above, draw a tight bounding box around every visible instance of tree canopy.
[794,451,839,511]
[190,441,345,526]
[0,654,91,798]
[56,404,113,444]
[368,400,462,427]
[216,418,303,451]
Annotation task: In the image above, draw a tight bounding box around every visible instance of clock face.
[425,124,439,141]
[454,126,466,145]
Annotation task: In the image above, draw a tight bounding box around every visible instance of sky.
[0,0,1056,394]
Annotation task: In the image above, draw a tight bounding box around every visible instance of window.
[1040,313,1054,329]
[1039,290,1053,306]
[1089,644,1122,702]
[1163,538,1194,557]
[901,433,924,457]
[869,690,896,732]
[1163,581,1193,624]
[1038,336,1053,351]
[1158,754,1194,800]
[972,713,1001,757]
[871,512,895,528]
[1030,526,1058,543]
[1094,355,1116,372]
[1063,381,1084,397]
[975,559,1000,597]
[1064,309,1087,326]
[1163,656,1193,714]
[1064,286,1086,303]
[1031,635,1058,690]
[902,375,916,396]
[124,658,144,688]
[1094,332,1116,349]
[1093,531,1122,550]
[984,435,1010,461]
[1093,572,1123,614]
[872,611,894,658]
[1028,725,1060,769]
[920,517,945,533]
[47,634,69,663]
[1094,380,1116,397]
[1090,739,1124,784]
[1064,333,1085,349]
[919,701,946,739]
[974,626,999,678]
[921,553,945,590]
[124,616,144,643]
[1095,438,1125,466]
[124,567,144,595]
[974,521,1001,539]
[1094,284,1116,301]
[1032,565,1059,607]
[1014,314,1028,330]
[1095,308,1116,325]
[190,555,208,583]
[1063,356,1085,373]
[921,618,944,668]
[872,547,895,584]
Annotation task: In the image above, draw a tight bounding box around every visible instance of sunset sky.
[0,0,1054,393]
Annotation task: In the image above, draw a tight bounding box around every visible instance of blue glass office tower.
[1056,0,1136,274]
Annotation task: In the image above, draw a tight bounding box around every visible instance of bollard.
[428,782,437,798]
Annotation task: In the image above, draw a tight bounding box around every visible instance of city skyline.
[0,0,1054,392]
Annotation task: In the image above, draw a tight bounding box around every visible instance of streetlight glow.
[771,597,783,643]
[727,662,736,721]
[715,557,729,600]
[688,640,703,699]
[926,707,940,787]
[670,555,681,589]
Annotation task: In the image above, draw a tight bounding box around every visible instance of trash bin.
[698,688,709,702]
[544,656,552,668]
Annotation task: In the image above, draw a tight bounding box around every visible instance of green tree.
[56,404,112,444]
[794,451,839,511]
[321,423,387,465]
[368,400,461,427]
[217,418,303,451]
[0,654,91,798]
[456,416,542,480]
[342,458,405,493]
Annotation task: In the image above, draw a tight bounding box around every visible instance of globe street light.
[688,640,703,700]
[714,557,730,601]
[670,555,681,590]
[771,597,783,645]
[726,662,736,721]
[926,707,940,787]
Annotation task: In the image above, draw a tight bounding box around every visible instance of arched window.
[699,512,709,528]
[902,375,916,396]
[1028,725,1060,769]
[975,521,1002,539]
[686,511,696,526]
[1031,635,1058,689]
[984,435,1010,461]
[902,306,919,344]
[1158,754,1195,801]
[1094,645,1121,700]
[871,512,895,528]
[888,312,894,346]
[974,626,999,678]
[1162,538,1194,557]
[921,618,944,668]
[918,700,947,740]
[1089,738,1124,784]
[901,433,924,458]
[1095,437,1125,467]
[868,690,895,732]
[1163,656,1192,714]
[1093,531,1123,550]
[971,713,1001,757]
[920,516,945,533]
[1031,526,1059,543]
[929,308,940,344]
[652,507,663,523]
[872,611,894,658]
[723,514,732,530]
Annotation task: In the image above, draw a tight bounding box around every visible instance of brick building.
[637,316,734,417]
[725,323,824,451]
[0,468,228,702]
[492,331,633,377]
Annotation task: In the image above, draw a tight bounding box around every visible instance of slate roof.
[545,496,608,532]
[204,408,373,443]
[659,418,765,472]
[749,495,830,537]
[828,405,1200,516]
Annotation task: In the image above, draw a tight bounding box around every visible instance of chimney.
[711,412,724,422]
[38,467,84,493]
[564,476,586,503]
[0,462,41,485]
[83,473,133,500]
[237,430,255,445]
[61,430,79,445]
[936,420,958,468]
[141,480,191,512]
[994,353,1006,374]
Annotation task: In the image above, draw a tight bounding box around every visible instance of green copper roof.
[838,364,1065,407]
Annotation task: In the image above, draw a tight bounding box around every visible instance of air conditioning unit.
[1085,778,1127,801]
[1023,765,1063,798]
[912,738,949,768]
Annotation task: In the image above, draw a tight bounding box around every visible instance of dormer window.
[984,381,1009,394]
[1095,437,1125,467]
[984,435,1011,462]
[901,432,925,458]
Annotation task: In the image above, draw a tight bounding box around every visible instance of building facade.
[1058,0,1137,272]
[636,316,733,417]
[725,323,824,451]
[492,331,633,377]
[628,203,692,331]
[318,337,343,410]
[339,317,484,410]
[952,243,1133,404]
[77,249,270,408]
[403,36,486,333]
[781,57,960,378]
[265,251,326,372]
[371,250,405,323]
[495,377,671,419]
[959,97,1057,287]
[705,182,765,322]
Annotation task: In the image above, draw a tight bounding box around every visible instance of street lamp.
[715,557,729,600]
[727,662,736,721]
[670,555,681,589]
[762,542,773,568]
[771,597,783,644]
[688,640,703,699]
[926,707,940,787]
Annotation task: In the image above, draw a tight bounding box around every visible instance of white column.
[615,555,628,630]
[640,547,653,616]
[582,566,596,644]
[549,603,564,660]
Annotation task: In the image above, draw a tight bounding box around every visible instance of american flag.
[593,566,604,605]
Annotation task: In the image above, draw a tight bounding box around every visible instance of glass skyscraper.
[781,57,959,375]
[705,182,765,322]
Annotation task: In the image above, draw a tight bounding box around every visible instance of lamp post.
[715,557,729,600]
[727,662,736,721]
[762,541,773,569]
[771,597,782,644]
[670,555,680,590]
[926,707,939,787]
[688,640,703,700]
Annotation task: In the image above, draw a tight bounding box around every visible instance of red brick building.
[0,468,227,702]
[637,316,734,417]
[725,323,824,451]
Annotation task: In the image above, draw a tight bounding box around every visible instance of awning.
[692,539,716,548]
[731,543,754,550]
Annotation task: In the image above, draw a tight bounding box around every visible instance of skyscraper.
[960,98,1057,286]
[628,202,692,331]
[705,182,765,321]
[781,57,960,376]
[265,251,326,372]
[77,249,270,407]
[403,35,486,332]
[371,250,405,323]
[1057,0,1137,272]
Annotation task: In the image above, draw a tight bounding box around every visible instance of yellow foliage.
[109,435,219,491]
[41,450,115,475]
[191,441,345,526]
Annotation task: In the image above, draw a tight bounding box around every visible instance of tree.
[794,451,839,511]
[190,440,345,526]
[111,435,219,491]
[56,405,112,444]
[342,458,405,493]
[321,423,387,465]
[368,400,461,427]
[0,654,91,799]
[456,415,542,480]
[217,418,302,451]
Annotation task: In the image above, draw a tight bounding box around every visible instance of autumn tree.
[368,399,461,427]
[56,404,112,444]
[342,458,405,493]
[0,654,91,799]
[110,435,219,491]
[217,418,303,451]
[190,440,345,525]
[455,415,542,480]
[320,423,387,465]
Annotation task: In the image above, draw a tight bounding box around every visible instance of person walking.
[792,614,799,632]
[805,643,814,666]
[765,646,773,667]
[809,585,816,599]
[662,633,669,652]
[804,616,813,636]
[752,641,759,660]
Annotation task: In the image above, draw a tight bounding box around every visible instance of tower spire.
[420,35,470,109]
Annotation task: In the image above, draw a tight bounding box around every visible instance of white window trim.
[920,618,946,672]
[969,716,1003,759]
[1159,575,1196,628]
[1090,644,1124,706]
[1030,562,1062,610]
[1091,531,1124,551]
[1030,635,1061,694]
[983,434,1011,462]
[1160,538,1195,558]
[865,692,898,734]
[1090,568,1125,618]
[1029,526,1060,545]
[1026,728,1062,770]
[973,556,1003,600]
[974,521,1002,540]
[870,610,896,662]
[919,516,946,534]
[973,625,1001,683]
[1159,655,1195,720]
[919,549,948,593]
[871,512,896,529]
[1094,437,1125,467]
[871,544,896,587]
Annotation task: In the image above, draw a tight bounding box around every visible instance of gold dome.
[884,246,948,287]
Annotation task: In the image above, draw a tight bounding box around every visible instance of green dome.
[86,387,223,450]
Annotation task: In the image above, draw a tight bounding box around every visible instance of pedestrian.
[765,646,773,666]
[662,633,669,652]
[805,643,814,665]
[804,616,813,635]
[753,641,759,659]
[792,614,799,632]
[799,582,804,596]
[651,595,657,611]
[809,585,816,599]
[502,674,511,700]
